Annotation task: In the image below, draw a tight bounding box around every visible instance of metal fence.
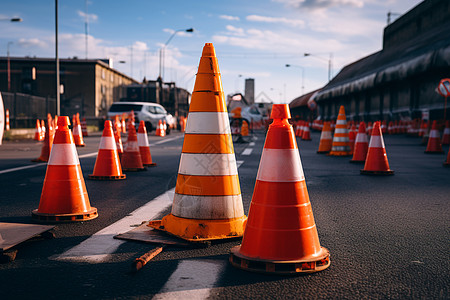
[1,92,56,128]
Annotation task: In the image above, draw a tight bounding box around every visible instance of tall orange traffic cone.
[155,120,163,137]
[89,120,126,180]
[148,43,246,242]
[229,104,330,274]
[32,116,98,222]
[442,120,450,145]
[350,122,369,163]
[32,120,53,162]
[34,119,43,141]
[121,122,145,171]
[137,120,156,167]
[81,117,89,137]
[425,120,444,153]
[348,124,357,152]
[301,121,311,141]
[72,114,85,147]
[329,106,352,156]
[113,120,124,160]
[317,121,332,153]
[361,121,394,175]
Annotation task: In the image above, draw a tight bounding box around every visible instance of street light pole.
[285,64,305,95]
[304,53,333,82]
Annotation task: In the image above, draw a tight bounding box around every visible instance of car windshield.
[109,104,143,112]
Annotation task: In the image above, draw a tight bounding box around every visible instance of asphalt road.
[0,129,448,299]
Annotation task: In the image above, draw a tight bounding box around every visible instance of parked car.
[107,102,174,134]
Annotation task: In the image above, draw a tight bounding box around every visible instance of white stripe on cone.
[256,148,305,182]
[73,125,81,136]
[355,133,368,143]
[48,143,80,166]
[185,112,231,134]
[429,130,440,139]
[320,131,332,139]
[125,141,139,151]
[99,136,117,150]
[178,153,238,176]
[334,128,348,134]
[368,135,385,148]
[336,119,347,125]
[137,133,150,147]
[172,194,244,219]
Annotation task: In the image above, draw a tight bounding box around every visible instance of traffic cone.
[121,122,145,171]
[162,120,167,136]
[34,119,43,141]
[72,114,86,147]
[89,120,126,180]
[367,122,373,136]
[113,120,124,160]
[361,121,394,175]
[114,115,122,134]
[137,120,156,167]
[121,113,127,134]
[155,120,163,137]
[301,121,312,141]
[350,122,369,163]
[5,109,10,131]
[40,119,46,140]
[317,121,332,153]
[295,121,302,137]
[148,43,247,242]
[32,116,98,222]
[425,121,444,153]
[229,104,330,274]
[421,120,430,145]
[32,120,54,162]
[81,117,89,137]
[441,120,450,145]
[348,124,356,152]
[444,148,450,167]
[329,106,352,156]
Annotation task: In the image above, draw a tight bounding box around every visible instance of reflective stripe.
[185,112,231,134]
[333,137,349,142]
[368,136,385,148]
[336,119,347,125]
[99,136,116,150]
[355,133,368,143]
[331,146,350,151]
[429,130,440,138]
[73,125,81,135]
[256,148,304,182]
[125,141,139,151]
[334,128,348,134]
[175,174,240,196]
[443,128,450,134]
[171,194,244,219]
[48,143,80,166]
[182,134,234,154]
[137,133,149,147]
[320,131,332,139]
[178,153,238,176]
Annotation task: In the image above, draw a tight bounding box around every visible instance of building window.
[110,73,114,82]
[102,69,106,79]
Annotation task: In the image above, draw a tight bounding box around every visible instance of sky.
[0,0,423,104]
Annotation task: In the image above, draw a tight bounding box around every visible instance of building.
[308,0,450,121]
[244,78,255,105]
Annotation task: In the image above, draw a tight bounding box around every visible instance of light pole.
[304,53,333,82]
[0,17,23,22]
[158,28,194,80]
[285,64,305,95]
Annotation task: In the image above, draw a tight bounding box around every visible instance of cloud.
[220,15,240,21]
[225,25,245,36]
[17,38,48,49]
[246,15,305,28]
[273,0,364,10]
[77,10,98,23]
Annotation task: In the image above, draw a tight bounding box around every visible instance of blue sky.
[1,0,422,103]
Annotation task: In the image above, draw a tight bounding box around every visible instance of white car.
[107,102,174,134]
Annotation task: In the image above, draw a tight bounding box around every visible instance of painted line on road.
[242,148,253,156]
[152,135,184,145]
[249,142,255,146]
[0,163,46,175]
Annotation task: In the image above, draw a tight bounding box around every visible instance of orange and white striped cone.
[114,115,122,134]
[441,120,450,145]
[348,124,357,152]
[425,120,444,153]
[89,120,126,180]
[350,122,369,163]
[155,120,163,137]
[137,120,156,167]
[317,121,332,153]
[229,104,330,274]
[121,123,145,171]
[148,43,246,242]
[381,120,387,134]
[32,116,98,222]
[81,117,89,137]
[328,106,352,156]
[40,119,46,140]
[367,122,373,136]
[295,121,302,137]
[121,114,127,134]
[361,121,394,175]
[301,121,312,141]
[34,119,43,141]
[72,114,86,147]
[113,120,124,161]
[32,120,54,162]
[5,109,10,131]
[162,120,167,136]
[421,121,430,145]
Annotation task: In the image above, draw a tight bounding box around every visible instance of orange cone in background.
[367,122,373,136]
[32,120,54,162]
[350,122,369,163]
[5,109,10,131]
[40,119,46,140]
[348,124,357,152]
[113,120,124,160]
[301,121,312,141]
[425,120,444,153]
[72,114,86,147]
[155,120,163,137]
[148,43,246,242]
[32,116,98,222]
[89,120,126,180]
[137,120,156,167]
[441,120,450,145]
[444,148,450,167]
[34,119,43,141]
[329,106,352,156]
[229,104,330,274]
[381,120,387,134]
[121,123,145,171]
[81,117,89,137]
[162,120,167,136]
[361,121,394,175]
[241,120,249,136]
[121,113,127,134]
[114,115,122,134]
[421,120,430,145]
[317,121,332,153]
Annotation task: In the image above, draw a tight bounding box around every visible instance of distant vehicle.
[229,105,265,124]
[107,102,174,134]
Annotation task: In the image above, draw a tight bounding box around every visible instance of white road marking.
[242,148,253,156]
[0,163,46,175]
[52,188,175,263]
[249,142,255,146]
[152,135,184,145]
[236,160,244,168]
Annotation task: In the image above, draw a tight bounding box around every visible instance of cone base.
[360,169,394,175]
[443,162,450,167]
[122,167,147,172]
[424,150,444,154]
[148,214,247,242]
[88,174,126,180]
[229,246,330,275]
[143,163,157,167]
[328,151,352,156]
[32,208,98,223]
[349,159,365,164]
[31,158,47,162]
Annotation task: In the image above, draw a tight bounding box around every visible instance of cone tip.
[202,43,216,57]
[270,104,291,120]
[104,120,112,127]
[58,116,70,127]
